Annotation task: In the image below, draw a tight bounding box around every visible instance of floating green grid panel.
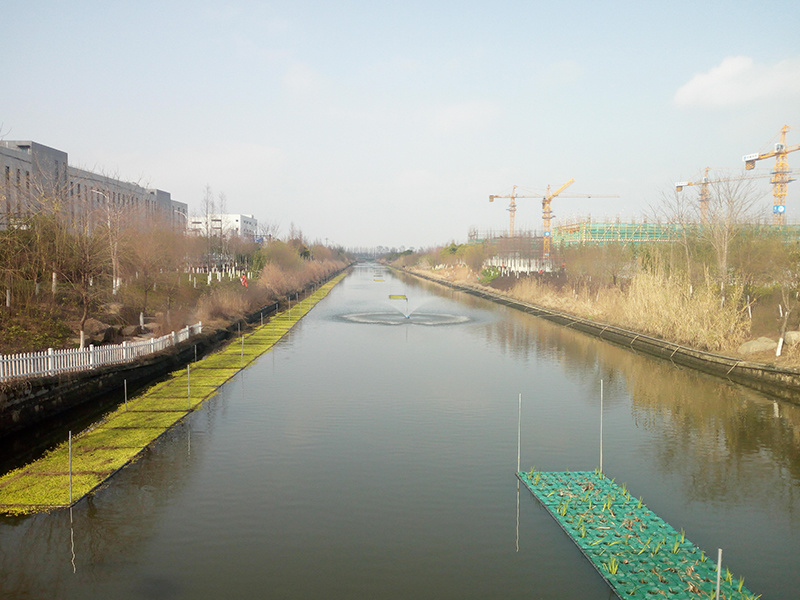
[0,472,104,510]
[126,396,203,412]
[518,470,758,600]
[80,427,167,449]
[145,381,219,398]
[103,411,184,429]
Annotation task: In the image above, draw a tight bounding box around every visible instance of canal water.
[1,263,799,599]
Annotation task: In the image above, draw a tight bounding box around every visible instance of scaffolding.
[553,218,682,245]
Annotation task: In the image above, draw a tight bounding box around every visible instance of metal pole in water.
[715,548,722,600]
[187,364,191,410]
[241,334,244,368]
[68,431,73,504]
[600,380,605,472]
[124,379,128,411]
[517,393,522,473]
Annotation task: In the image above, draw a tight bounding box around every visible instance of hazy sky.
[4,1,799,248]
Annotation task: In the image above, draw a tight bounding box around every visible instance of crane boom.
[540,179,619,259]
[490,178,618,259]
[742,125,800,224]
[489,185,540,237]
[675,167,772,222]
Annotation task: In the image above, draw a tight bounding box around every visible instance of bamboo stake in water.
[517,393,522,473]
[600,379,604,474]
[715,548,722,600]
[68,431,73,504]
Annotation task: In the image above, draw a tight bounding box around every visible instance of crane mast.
[541,179,574,259]
[491,179,619,261]
[489,185,540,238]
[743,125,800,225]
[675,167,771,222]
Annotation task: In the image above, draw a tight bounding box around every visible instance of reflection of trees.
[403,269,800,507]
[0,408,219,596]
[621,354,800,503]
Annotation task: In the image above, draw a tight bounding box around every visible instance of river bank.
[399,266,800,403]
[0,264,352,465]
[0,272,348,514]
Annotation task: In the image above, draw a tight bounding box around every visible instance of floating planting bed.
[0,275,346,515]
[517,470,759,600]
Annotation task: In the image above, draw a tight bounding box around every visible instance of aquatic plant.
[603,556,619,575]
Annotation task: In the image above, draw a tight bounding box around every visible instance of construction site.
[476,125,800,275]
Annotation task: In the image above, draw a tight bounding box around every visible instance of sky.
[3,1,800,249]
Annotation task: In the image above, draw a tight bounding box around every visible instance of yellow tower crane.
[489,185,540,238]
[743,125,800,225]
[540,179,619,259]
[675,167,772,222]
[490,179,619,258]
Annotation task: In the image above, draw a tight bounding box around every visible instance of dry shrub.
[195,256,347,328]
[257,259,346,298]
[507,268,748,351]
[619,269,748,350]
[195,287,249,326]
[510,277,619,319]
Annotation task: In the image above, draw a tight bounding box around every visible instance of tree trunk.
[777,308,791,357]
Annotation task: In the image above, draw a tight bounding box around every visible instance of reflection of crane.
[540,179,619,259]
[489,185,539,238]
[743,125,800,225]
[675,167,772,222]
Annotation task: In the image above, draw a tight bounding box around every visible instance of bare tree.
[650,188,700,282]
[57,205,110,347]
[701,178,765,302]
[257,220,280,242]
[201,184,216,270]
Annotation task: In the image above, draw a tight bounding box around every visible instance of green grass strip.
[0,273,347,515]
[517,470,759,600]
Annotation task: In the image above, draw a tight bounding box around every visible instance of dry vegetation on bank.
[0,206,350,353]
[390,188,800,367]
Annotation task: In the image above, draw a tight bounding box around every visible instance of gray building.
[0,140,186,230]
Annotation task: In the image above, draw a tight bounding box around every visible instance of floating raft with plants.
[517,469,759,600]
[0,274,346,515]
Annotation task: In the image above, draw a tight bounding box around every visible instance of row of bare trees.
[0,194,193,346]
[1,183,353,351]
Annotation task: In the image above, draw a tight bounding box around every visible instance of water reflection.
[398,269,800,502]
[0,410,217,598]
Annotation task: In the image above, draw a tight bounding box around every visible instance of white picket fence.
[0,322,203,383]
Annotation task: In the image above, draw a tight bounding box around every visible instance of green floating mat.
[517,470,759,600]
[0,272,348,514]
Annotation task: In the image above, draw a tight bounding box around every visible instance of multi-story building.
[189,213,258,241]
[0,140,187,230]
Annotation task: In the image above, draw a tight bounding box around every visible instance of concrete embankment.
[0,273,347,514]
[404,269,800,403]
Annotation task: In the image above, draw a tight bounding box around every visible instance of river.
[1,263,798,599]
